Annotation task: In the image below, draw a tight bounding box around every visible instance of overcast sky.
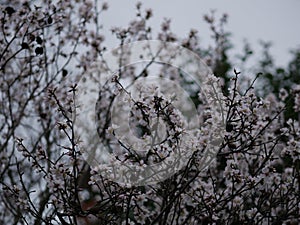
[102,0,300,68]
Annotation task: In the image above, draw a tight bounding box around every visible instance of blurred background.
[102,0,300,68]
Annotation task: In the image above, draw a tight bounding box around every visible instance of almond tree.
[0,1,299,225]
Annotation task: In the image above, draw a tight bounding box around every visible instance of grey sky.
[102,0,300,68]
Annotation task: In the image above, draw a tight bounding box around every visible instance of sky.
[101,0,300,68]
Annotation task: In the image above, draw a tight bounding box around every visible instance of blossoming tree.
[0,1,299,225]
